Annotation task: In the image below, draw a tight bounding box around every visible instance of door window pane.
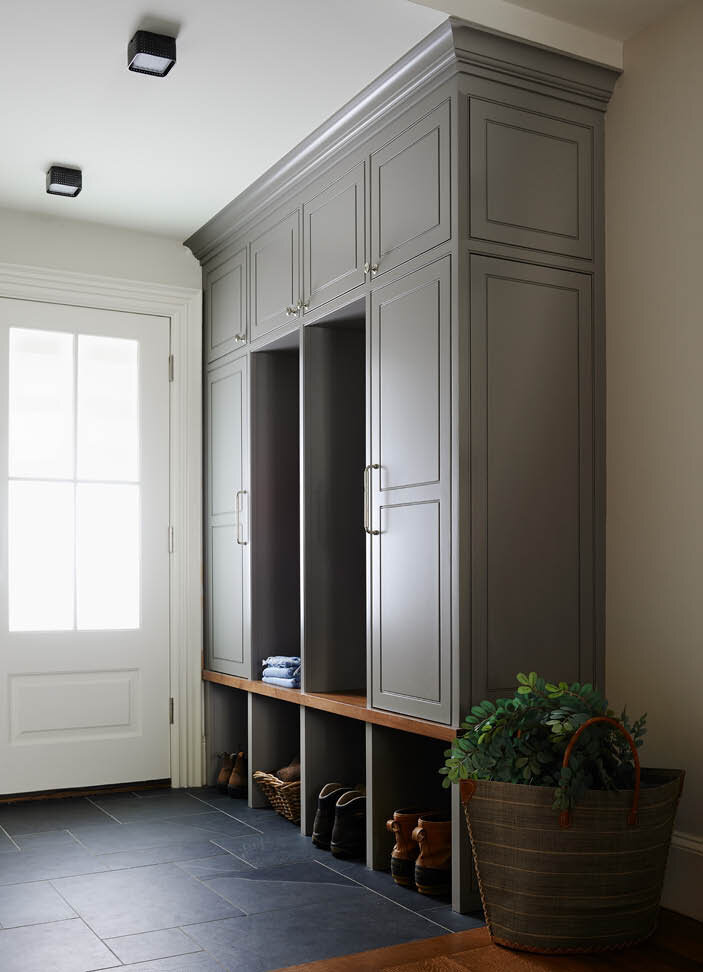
[77,335,139,482]
[9,329,74,479]
[9,481,75,631]
[77,483,140,630]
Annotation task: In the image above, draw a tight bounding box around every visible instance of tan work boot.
[275,755,301,782]
[216,752,234,794]
[386,808,429,887]
[412,812,451,896]
[227,751,247,798]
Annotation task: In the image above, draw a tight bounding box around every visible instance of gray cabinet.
[369,256,452,724]
[204,247,247,362]
[302,161,366,314]
[370,100,451,277]
[469,256,594,697]
[249,209,300,341]
[469,100,593,259]
[205,356,250,678]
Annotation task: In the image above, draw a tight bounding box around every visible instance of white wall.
[0,207,200,289]
[606,0,703,922]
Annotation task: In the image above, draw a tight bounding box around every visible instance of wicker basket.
[460,717,685,954]
[253,770,301,824]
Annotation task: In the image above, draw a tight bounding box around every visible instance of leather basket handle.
[560,716,640,829]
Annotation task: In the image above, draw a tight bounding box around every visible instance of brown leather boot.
[275,755,300,783]
[412,812,451,896]
[216,752,234,794]
[227,751,247,798]
[386,808,429,887]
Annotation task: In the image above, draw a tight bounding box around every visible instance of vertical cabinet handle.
[363,464,380,535]
[235,489,248,545]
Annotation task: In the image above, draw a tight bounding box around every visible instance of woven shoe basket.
[253,770,301,824]
[460,718,684,954]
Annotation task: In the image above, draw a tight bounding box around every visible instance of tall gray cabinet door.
[470,257,594,699]
[370,100,450,278]
[204,247,247,362]
[249,209,300,341]
[369,256,452,724]
[205,356,251,678]
[302,161,366,314]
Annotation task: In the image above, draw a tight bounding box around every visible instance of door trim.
[0,261,203,789]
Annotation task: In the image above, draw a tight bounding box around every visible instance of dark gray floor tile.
[185,894,448,970]
[171,812,260,840]
[175,854,253,879]
[15,830,79,851]
[120,953,225,971]
[97,839,226,870]
[0,917,119,971]
[0,829,19,854]
[211,831,330,868]
[186,793,290,830]
[227,860,353,885]
[54,862,243,939]
[70,819,229,855]
[0,881,75,928]
[421,905,485,932]
[93,792,209,823]
[0,798,114,836]
[320,858,449,912]
[105,927,201,964]
[0,845,111,886]
[203,871,362,916]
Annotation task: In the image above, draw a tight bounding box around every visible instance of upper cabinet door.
[204,247,247,362]
[302,161,366,315]
[370,101,451,277]
[205,355,251,678]
[249,209,300,341]
[469,100,593,259]
[470,256,593,699]
[369,256,452,725]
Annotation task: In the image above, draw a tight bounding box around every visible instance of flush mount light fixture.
[128,30,176,77]
[46,165,82,197]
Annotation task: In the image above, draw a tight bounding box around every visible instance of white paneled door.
[0,298,170,793]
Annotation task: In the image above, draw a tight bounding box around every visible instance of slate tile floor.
[0,787,484,971]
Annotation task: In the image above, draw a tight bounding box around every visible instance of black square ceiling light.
[128,30,176,77]
[46,165,82,197]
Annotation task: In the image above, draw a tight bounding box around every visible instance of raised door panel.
[206,356,250,677]
[470,256,593,697]
[303,161,365,314]
[370,101,450,277]
[204,248,247,362]
[469,100,593,258]
[250,210,300,341]
[370,257,451,724]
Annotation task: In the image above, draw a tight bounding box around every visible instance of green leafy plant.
[441,673,647,810]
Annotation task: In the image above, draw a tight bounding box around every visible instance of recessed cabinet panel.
[303,162,365,313]
[370,257,451,724]
[470,256,593,696]
[371,101,450,276]
[250,210,300,340]
[205,356,250,678]
[470,100,593,258]
[205,248,247,362]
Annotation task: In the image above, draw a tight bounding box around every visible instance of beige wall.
[606,0,703,921]
[0,207,200,289]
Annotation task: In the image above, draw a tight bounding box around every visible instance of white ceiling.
[0,0,445,240]
[0,0,688,242]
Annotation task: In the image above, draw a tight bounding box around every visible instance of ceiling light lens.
[46,166,82,197]
[128,30,176,77]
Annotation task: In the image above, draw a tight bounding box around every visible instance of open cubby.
[250,330,301,673]
[248,693,301,809]
[300,707,366,836]
[303,304,366,695]
[203,682,248,787]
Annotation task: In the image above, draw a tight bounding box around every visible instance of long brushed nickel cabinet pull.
[365,464,380,536]
[235,489,248,545]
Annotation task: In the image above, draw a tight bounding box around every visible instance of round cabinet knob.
[285,306,298,317]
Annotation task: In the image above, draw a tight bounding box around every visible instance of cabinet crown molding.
[184,18,619,263]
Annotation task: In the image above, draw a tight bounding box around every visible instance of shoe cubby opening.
[247,693,301,812]
[250,330,301,676]
[303,303,366,695]
[299,707,366,837]
[204,683,248,788]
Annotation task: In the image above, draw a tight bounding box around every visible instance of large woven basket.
[460,717,684,954]
[253,770,301,824]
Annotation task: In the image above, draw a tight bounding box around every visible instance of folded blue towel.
[263,665,301,679]
[262,656,300,669]
[262,675,301,689]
